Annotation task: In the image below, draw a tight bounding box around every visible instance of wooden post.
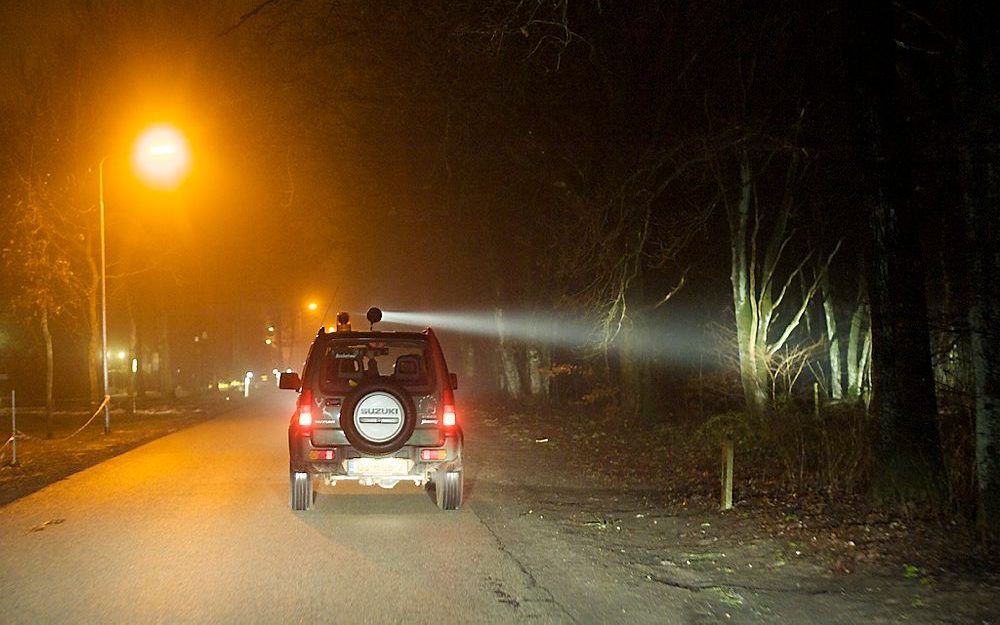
[814,382,821,419]
[721,439,734,510]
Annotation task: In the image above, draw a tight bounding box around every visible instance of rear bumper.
[289,426,463,483]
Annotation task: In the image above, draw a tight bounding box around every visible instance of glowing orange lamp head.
[131,124,191,189]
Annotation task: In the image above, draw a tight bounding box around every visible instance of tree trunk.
[494,308,522,399]
[966,177,1000,540]
[539,343,552,402]
[847,0,947,506]
[729,152,769,414]
[526,346,544,398]
[135,320,146,399]
[955,0,1000,540]
[821,273,843,399]
[845,277,872,404]
[126,286,138,416]
[967,196,1000,540]
[619,319,655,423]
[158,306,175,399]
[524,345,551,403]
[525,314,551,403]
[41,308,55,439]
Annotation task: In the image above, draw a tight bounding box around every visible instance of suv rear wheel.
[290,471,313,511]
[434,468,463,510]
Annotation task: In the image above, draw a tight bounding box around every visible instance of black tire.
[435,469,463,511]
[290,471,313,511]
[340,380,417,456]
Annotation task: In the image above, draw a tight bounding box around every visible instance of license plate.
[347,457,409,476]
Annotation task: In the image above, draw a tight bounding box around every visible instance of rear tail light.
[420,448,448,461]
[297,390,314,428]
[309,449,336,461]
[442,405,457,427]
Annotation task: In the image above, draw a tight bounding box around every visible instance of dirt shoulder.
[0,397,232,507]
[465,405,1000,624]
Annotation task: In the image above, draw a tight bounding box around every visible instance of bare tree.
[1,177,82,436]
[711,141,840,414]
[559,143,704,420]
[821,272,872,405]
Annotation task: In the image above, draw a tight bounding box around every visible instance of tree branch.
[219,0,283,37]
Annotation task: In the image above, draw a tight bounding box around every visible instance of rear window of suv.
[315,337,435,394]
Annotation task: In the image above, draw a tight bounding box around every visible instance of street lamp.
[98,123,191,434]
[131,124,192,189]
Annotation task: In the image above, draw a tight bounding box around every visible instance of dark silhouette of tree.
[953,0,1000,540]
[846,0,948,507]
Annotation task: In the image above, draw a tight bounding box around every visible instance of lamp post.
[97,124,191,434]
[98,156,110,434]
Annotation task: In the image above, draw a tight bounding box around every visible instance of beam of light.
[381,310,593,347]
[379,310,706,363]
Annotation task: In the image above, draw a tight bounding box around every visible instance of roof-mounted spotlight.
[336,311,351,332]
[366,307,382,330]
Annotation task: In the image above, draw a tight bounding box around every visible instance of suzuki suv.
[279,308,463,511]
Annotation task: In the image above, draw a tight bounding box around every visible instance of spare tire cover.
[354,392,404,442]
[340,381,416,455]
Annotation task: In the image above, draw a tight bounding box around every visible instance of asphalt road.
[0,393,568,624]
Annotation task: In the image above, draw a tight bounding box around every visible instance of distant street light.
[98,123,191,434]
[287,301,321,368]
